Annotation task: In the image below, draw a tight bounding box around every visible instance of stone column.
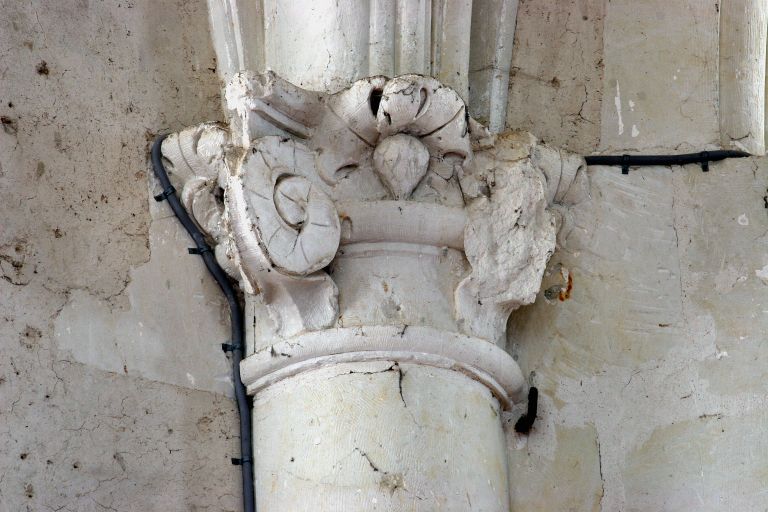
[205,0,520,130]
[159,3,588,510]
[719,0,768,155]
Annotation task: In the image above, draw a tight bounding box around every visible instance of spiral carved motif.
[235,137,340,276]
[162,72,588,340]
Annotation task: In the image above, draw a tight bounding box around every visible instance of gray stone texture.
[0,1,238,510]
[508,1,768,511]
[2,0,767,511]
[506,0,605,154]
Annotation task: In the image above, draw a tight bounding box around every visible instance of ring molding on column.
[239,325,526,408]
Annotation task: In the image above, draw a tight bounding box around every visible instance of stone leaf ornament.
[160,71,588,342]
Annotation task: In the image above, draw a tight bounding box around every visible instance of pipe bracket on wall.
[153,185,176,202]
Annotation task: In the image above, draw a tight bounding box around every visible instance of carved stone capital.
[160,72,588,404]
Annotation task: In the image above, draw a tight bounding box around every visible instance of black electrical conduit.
[151,135,255,512]
[584,149,750,174]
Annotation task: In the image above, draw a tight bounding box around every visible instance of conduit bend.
[151,135,255,512]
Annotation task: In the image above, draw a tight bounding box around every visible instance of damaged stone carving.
[159,71,587,510]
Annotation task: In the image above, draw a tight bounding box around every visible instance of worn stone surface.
[598,0,720,152]
[507,2,768,507]
[719,0,768,155]
[509,158,768,511]
[253,361,509,511]
[3,1,768,511]
[508,423,603,511]
[210,0,521,130]
[53,214,233,396]
[0,1,239,510]
[507,0,605,154]
[623,409,768,511]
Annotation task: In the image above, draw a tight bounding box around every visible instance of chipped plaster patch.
[614,80,624,135]
[0,1,234,509]
[755,264,768,285]
[54,218,231,396]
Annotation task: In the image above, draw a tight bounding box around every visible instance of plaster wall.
[1,1,766,511]
[0,1,240,510]
[507,1,768,511]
